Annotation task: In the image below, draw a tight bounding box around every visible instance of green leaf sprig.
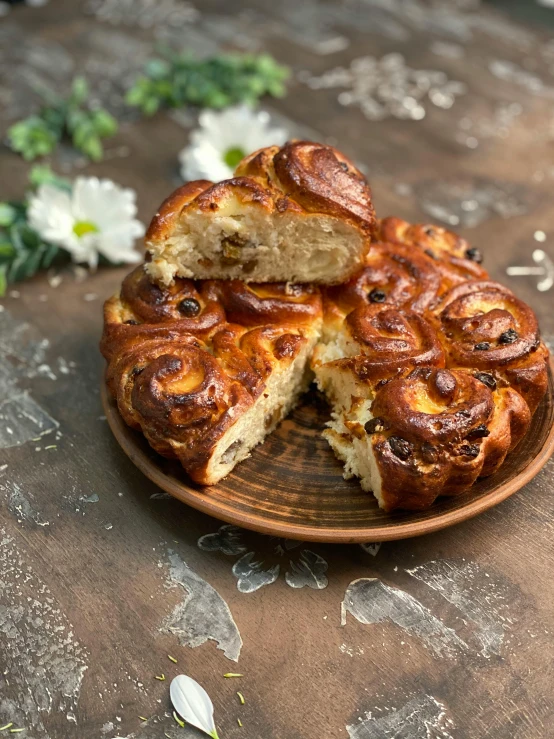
[7,77,118,162]
[126,50,290,116]
[0,167,72,296]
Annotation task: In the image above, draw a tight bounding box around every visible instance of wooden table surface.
[1,1,554,738]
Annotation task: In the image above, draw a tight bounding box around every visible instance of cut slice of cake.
[144,141,376,286]
[101,265,322,484]
[312,221,541,511]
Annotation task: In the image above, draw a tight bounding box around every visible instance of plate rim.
[101,372,554,543]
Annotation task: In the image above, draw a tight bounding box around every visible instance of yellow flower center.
[223,147,246,169]
[73,220,99,238]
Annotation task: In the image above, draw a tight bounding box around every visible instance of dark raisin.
[177,298,201,317]
[242,259,258,274]
[368,288,386,303]
[434,369,456,398]
[421,442,439,464]
[388,436,413,461]
[455,409,471,419]
[474,342,491,351]
[364,417,387,434]
[339,161,349,172]
[466,424,490,441]
[498,328,518,344]
[147,283,166,305]
[424,227,435,237]
[459,444,481,458]
[465,247,483,264]
[424,248,437,260]
[474,372,497,391]
[130,366,143,377]
[124,319,139,325]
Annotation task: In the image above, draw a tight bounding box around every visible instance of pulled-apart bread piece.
[101,265,322,484]
[322,367,531,511]
[145,141,376,286]
[314,219,549,511]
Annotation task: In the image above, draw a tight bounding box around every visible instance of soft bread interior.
[313,351,372,411]
[146,204,365,285]
[313,325,385,505]
[201,332,318,484]
[324,399,384,506]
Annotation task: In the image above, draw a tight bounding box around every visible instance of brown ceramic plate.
[102,369,554,543]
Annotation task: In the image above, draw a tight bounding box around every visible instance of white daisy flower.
[179,105,288,182]
[28,177,145,269]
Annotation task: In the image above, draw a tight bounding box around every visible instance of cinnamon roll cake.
[102,188,550,508]
[313,217,550,511]
[145,141,376,287]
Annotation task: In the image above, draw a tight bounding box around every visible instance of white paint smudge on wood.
[1,480,50,526]
[347,693,455,739]
[161,550,242,662]
[284,549,329,589]
[198,524,329,592]
[360,542,381,556]
[0,528,88,734]
[232,551,280,592]
[0,310,59,448]
[341,578,467,658]
[407,559,512,657]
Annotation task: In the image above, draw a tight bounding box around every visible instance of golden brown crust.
[367,368,529,510]
[145,180,213,244]
[145,140,376,251]
[204,280,322,327]
[322,305,445,387]
[271,141,376,233]
[101,265,322,483]
[376,216,489,284]
[320,218,549,510]
[105,206,550,506]
[324,241,444,325]
[433,281,549,413]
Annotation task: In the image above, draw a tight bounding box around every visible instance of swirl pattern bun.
[102,265,323,484]
[376,216,489,285]
[323,367,530,510]
[433,281,549,413]
[314,218,550,510]
[313,304,445,407]
[145,141,376,287]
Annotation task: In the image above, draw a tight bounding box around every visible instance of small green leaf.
[142,96,160,116]
[76,133,103,162]
[8,117,59,161]
[71,76,89,105]
[145,58,171,79]
[29,165,72,192]
[0,203,17,227]
[0,264,7,297]
[91,109,118,137]
[0,242,15,259]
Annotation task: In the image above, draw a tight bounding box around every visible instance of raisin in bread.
[145,141,375,286]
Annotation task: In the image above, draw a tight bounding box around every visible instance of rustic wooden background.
[1,1,554,738]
